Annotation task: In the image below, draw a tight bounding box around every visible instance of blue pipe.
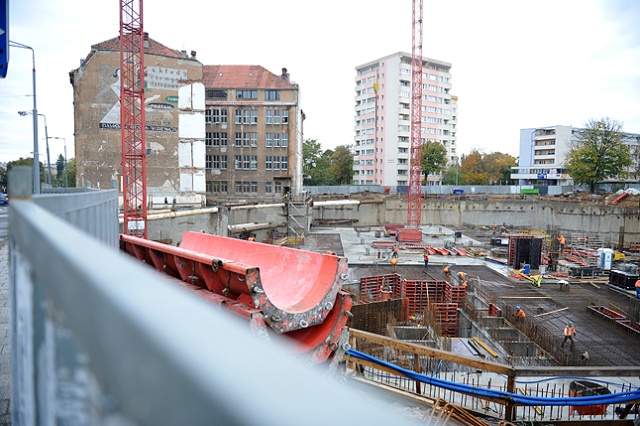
[346,349,640,406]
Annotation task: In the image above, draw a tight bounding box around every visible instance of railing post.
[505,373,516,421]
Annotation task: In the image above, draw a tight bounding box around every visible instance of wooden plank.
[518,388,544,415]
[533,307,568,317]
[472,337,499,357]
[349,328,515,375]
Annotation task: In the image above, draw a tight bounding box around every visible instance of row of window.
[205,89,281,101]
[205,155,288,171]
[206,180,285,194]
[205,132,289,147]
[205,108,289,125]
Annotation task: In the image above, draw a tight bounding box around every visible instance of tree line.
[0,155,76,191]
[304,118,636,191]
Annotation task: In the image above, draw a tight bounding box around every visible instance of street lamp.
[49,137,68,188]
[10,40,39,194]
[18,111,52,186]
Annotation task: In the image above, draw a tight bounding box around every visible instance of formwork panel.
[349,299,404,335]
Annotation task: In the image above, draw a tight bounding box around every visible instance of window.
[251,181,258,193]
[265,90,280,101]
[265,155,272,170]
[273,133,280,147]
[250,155,258,170]
[213,155,227,169]
[266,133,273,147]
[235,109,256,125]
[281,156,288,170]
[282,110,288,124]
[206,90,228,99]
[212,132,227,146]
[235,132,251,147]
[206,132,212,146]
[235,181,242,192]
[281,133,288,147]
[205,155,212,169]
[266,110,281,124]
[243,155,250,169]
[250,132,258,147]
[211,109,228,125]
[275,181,282,193]
[212,181,228,192]
[205,109,212,124]
[265,182,272,193]
[206,182,212,193]
[236,89,257,99]
[273,156,280,170]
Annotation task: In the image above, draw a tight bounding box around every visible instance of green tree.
[66,158,76,188]
[302,139,335,185]
[328,145,353,185]
[564,118,633,192]
[440,166,460,185]
[55,154,65,180]
[420,140,448,184]
[5,157,45,190]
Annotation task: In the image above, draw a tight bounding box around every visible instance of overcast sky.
[1,0,639,165]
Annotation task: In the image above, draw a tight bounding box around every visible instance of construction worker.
[635,278,640,299]
[444,264,451,275]
[531,275,542,288]
[423,251,429,270]
[392,243,399,259]
[514,306,526,321]
[561,321,576,350]
[458,271,467,281]
[557,235,566,252]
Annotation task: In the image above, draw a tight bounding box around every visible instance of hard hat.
[516,306,520,310]
[568,321,573,326]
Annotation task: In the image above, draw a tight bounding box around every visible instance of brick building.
[70,36,303,207]
[201,65,302,201]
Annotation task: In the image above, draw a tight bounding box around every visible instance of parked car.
[0,194,8,205]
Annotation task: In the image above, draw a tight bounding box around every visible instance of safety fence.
[348,328,640,423]
[7,167,414,426]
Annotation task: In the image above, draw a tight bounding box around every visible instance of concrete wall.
[312,198,640,248]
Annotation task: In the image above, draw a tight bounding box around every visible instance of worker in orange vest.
[635,279,640,299]
[444,264,451,275]
[514,306,526,321]
[392,244,399,259]
[423,251,429,270]
[557,235,566,252]
[561,321,576,350]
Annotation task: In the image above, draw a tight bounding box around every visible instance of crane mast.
[120,0,148,238]
[407,0,423,228]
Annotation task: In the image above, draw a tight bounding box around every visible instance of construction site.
[9,0,639,424]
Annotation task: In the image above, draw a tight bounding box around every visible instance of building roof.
[202,65,296,89]
[91,35,189,59]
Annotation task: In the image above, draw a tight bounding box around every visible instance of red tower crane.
[120,0,148,238]
[407,0,423,229]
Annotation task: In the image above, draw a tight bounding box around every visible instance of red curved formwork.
[120,233,348,335]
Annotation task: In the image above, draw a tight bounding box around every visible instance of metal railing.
[8,167,424,425]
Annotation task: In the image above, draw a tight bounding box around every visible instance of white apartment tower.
[353,52,457,186]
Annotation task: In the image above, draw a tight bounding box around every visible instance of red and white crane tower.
[407,0,423,229]
[119,0,148,238]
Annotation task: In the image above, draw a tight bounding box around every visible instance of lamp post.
[10,41,39,194]
[49,137,68,187]
[19,111,52,186]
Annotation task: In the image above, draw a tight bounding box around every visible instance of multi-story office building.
[512,125,640,186]
[201,66,302,200]
[353,52,457,186]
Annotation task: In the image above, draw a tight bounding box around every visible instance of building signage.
[537,173,547,179]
